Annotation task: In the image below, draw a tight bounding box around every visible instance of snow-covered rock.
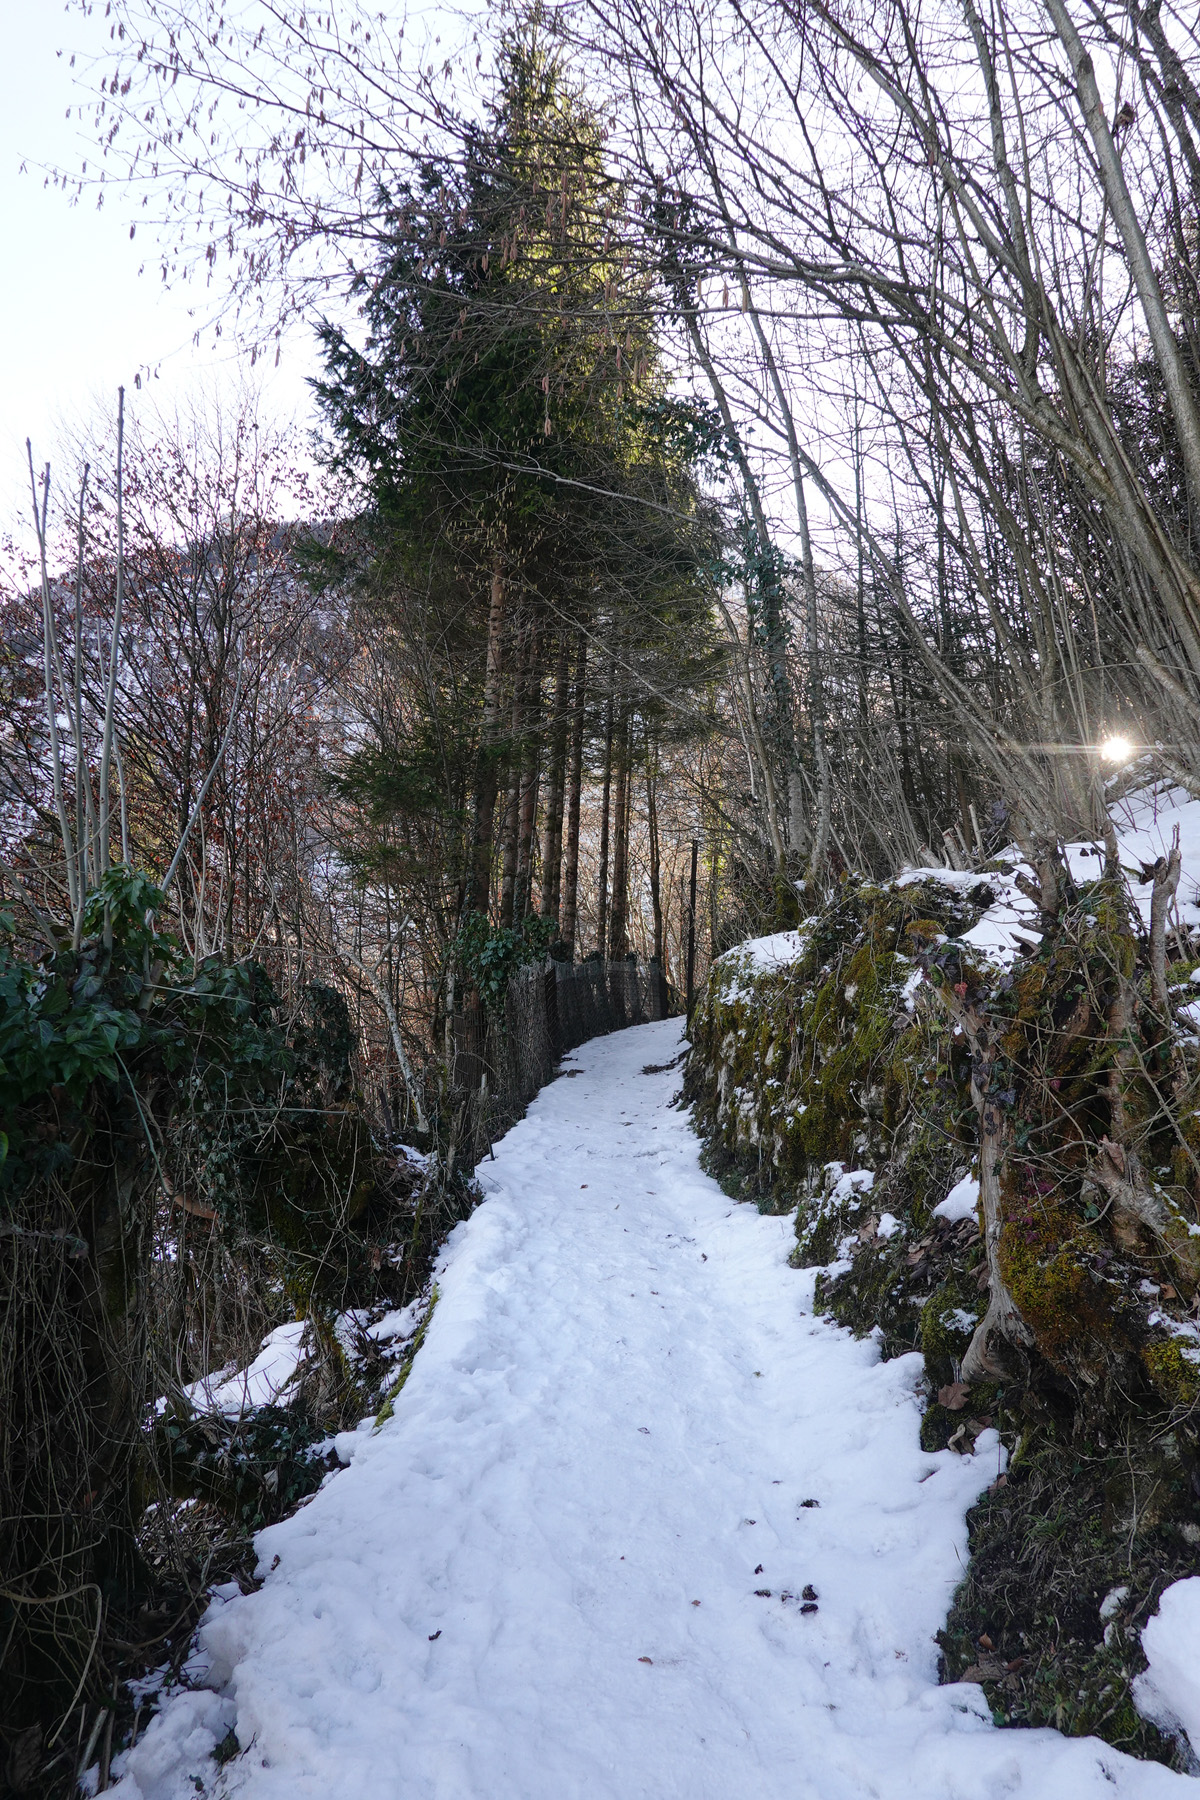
[934,1175,980,1225]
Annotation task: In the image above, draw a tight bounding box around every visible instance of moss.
[374,1286,438,1428]
[686,874,996,1195]
[997,1185,1114,1374]
[920,1404,958,1452]
[1142,1339,1200,1410]
[919,1275,983,1382]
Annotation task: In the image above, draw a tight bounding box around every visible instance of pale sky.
[0,0,320,540]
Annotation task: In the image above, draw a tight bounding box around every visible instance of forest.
[5,0,1200,1791]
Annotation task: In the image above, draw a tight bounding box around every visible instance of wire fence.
[449,957,677,1166]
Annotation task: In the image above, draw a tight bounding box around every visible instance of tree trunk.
[560,635,587,958]
[959,1060,1031,1383]
[936,985,1034,1382]
[466,557,507,917]
[498,661,523,931]
[1150,831,1183,1014]
[708,826,719,958]
[513,614,542,923]
[516,725,540,925]
[608,708,630,958]
[1045,0,1200,515]
[647,754,664,969]
[540,631,570,928]
[596,692,614,956]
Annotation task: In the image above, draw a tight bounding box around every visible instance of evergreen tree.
[315,11,721,952]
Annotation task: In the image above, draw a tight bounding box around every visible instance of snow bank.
[101,1689,235,1800]
[1098,781,1200,934]
[893,864,1039,969]
[1135,1577,1200,1762]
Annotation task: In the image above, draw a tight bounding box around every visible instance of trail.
[115,1019,1188,1799]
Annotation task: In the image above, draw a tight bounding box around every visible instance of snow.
[895,866,987,894]
[711,927,810,1000]
[100,1691,236,1799]
[892,778,1200,980]
[111,1020,1189,1799]
[365,1301,423,1345]
[960,877,1041,967]
[734,927,809,972]
[1101,1586,1131,1622]
[934,1175,980,1224]
[828,1164,875,1200]
[1135,1577,1200,1762]
[182,1323,306,1417]
[179,1305,422,1426]
[1095,782,1200,934]
[890,863,1042,970]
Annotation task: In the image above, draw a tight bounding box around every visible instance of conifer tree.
[316,11,721,945]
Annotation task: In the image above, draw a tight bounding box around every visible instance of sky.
[0,0,321,544]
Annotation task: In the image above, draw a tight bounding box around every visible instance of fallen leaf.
[638,1656,653,1665]
[428,1630,441,1641]
[801,1601,819,1615]
[802,1584,818,1602]
[938,1381,970,1411]
[978,1633,994,1650]
[961,1658,1005,1682]
[755,1589,772,1597]
[755,1565,764,1575]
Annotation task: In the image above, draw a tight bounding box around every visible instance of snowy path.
[120,1019,1189,1799]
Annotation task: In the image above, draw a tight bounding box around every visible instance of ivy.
[454,911,555,1015]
